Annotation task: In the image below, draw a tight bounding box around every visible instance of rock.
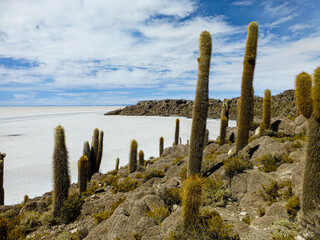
[226,127,237,142]
[294,115,308,135]
[271,118,295,136]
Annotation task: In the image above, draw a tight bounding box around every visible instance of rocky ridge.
[105,90,297,121]
[0,114,312,240]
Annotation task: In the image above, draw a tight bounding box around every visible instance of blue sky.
[0,0,320,106]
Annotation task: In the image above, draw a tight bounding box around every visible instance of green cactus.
[139,150,144,168]
[90,128,99,178]
[188,31,212,177]
[182,174,203,229]
[129,140,138,174]
[295,67,320,222]
[236,98,240,127]
[83,141,91,181]
[235,22,258,153]
[262,89,271,129]
[96,131,104,173]
[115,158,120,171]
[78,156,88,194]
[204,129,209,147]
[220,116,228,145]
[221,99,230,125]
[53,125,70,217]
[259,122,266,136]
[175,118,180,146]
[159,137,164,157]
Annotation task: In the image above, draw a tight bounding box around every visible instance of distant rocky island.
[105,89,297,121]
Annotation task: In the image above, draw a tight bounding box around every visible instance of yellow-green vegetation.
[82,183,100,196]
[78,155,88,194]
[224,157,251,178]
[295,72,313,119]
[188,31,212,177]
[53,125,70,218]
[236,22,259,152]
[143,169,165,182]
[271,230,295,240]
[146,206,170,225]
[112,177,139,194]
[271,130,306,143]
[174,156,185,166]
[241,214,251,225]
[202,150,220,170]
[93,197,126,223]
[257,153,293,173]
[259,122,266,135]
[220,116,228,145]
[132,233,142,240]
[182,174,203,229]
[167,208,239,240]
[163,187,181,207]
[257,205,266,217]
[203,175,231,205]
[260,180,293,205]
[179,166,187,182]
[138,150,144,167]
[286,195,300,220]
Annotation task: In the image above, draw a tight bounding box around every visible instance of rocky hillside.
[0,114,313,240]
[105,90,297,121]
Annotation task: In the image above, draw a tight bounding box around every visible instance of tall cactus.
[53,125,70,217]
[174,118,180,146]
[96,131,104,173]
[221,99,230,125]
[159,137,164,157]
[262,89,271,129]
[78,156,88,194]
[90,128,99,178]
[0,152,5,205]
[139,150,144,168]
[83,141,91,181]
[187,31,212,177]
[129,140,138,174]
[220,116,228,145]
[295,68,320,221]
[204,129,209,147]
[236,98,240,127]
[115,157,120,171]
[235,22,258,152]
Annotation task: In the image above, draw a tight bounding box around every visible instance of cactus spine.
[0,152,5,205]
[53,125,70,217]
[129,140,138,174]
[295,68,320,221]
[235,22,258,152]
[115,158,120,171]
[139,150,144,167]
[96,131,104,173]
[159,137,164,157]
[78,156,88,194]
[83,141,91,181]
[174,118,180,146]
[262,89,271,129]
[188,31,212,177]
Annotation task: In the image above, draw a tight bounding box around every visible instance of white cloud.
[289,23,313,32]
[231,0,255,6]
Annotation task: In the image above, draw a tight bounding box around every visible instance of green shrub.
[241,214,251,225]
[132,233,142,240]
[260,180,293,205]
[203,175,231,205]
[147,206,170,225]
[143,169,165,182]
[257,205,266,217]
[82,183,99,196]
[163,187,181,207]
[174,156,185,166]
[112,177,138,193]
[93,197,126,223]
[286,195,300,220]
[258,154,293,173]
[59,193,85,224]
[271,230,295,240]
[224,157,251,178]
[179,166,187,182]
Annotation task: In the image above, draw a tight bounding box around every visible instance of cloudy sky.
[0,0,319,106]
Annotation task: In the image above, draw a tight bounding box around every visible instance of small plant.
[179,166,187,182]
[93,197,126,223]
[59,193,85,224]
[271,229,295,240]
[132,233,142,240]
[163,187,181,207]
[258,154,293,173]
[174,156,185,166]
[286,195,300,220]
[257,205,266,217]
[146,206,170,225]
[260,180,281,205]
[224,157,251,178]
[203,175,231,205]
[143,169,165,182]
[112,177,138,194]
[241,213,251,225]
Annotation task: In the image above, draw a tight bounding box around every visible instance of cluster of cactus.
[183,31,212,229]
[295,67,320,221]
[53,125,70,217]
[0,152,6,205]
[259,89,271,135]
[129,140,138,174]
[235,22,258,152]
[174,118,180,146]
[83,128,104,180]
[219,99,230,145]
